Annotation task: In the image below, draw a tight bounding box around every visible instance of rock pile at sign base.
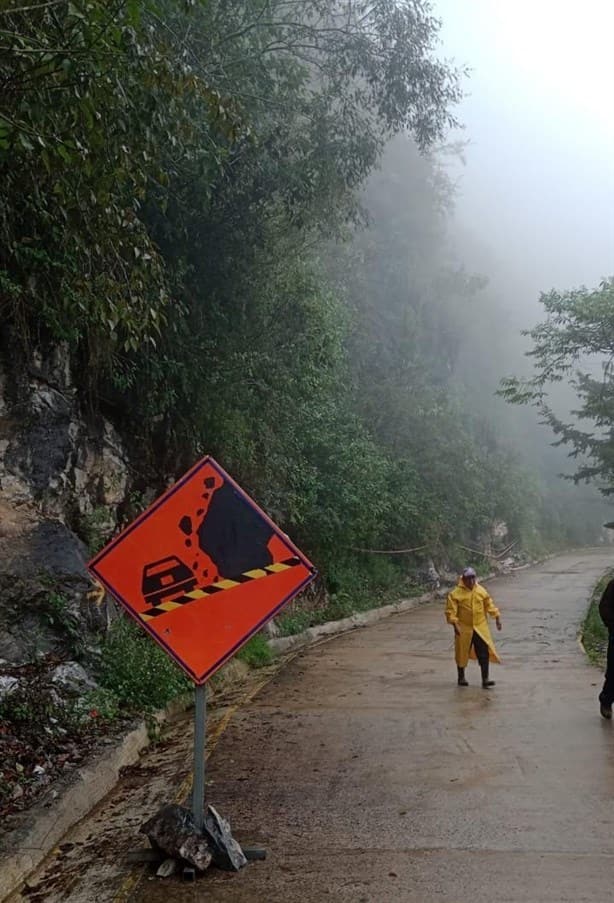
[141,805,211,871]
[141,803,247,874]
[204,803,248,871]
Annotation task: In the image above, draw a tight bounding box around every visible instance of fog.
[351,0,614,531]
[435,0,614,301]
[429,0,614,528]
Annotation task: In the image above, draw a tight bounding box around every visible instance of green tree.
[0,0,467,568]
[325,136,544,554]
[499,278,614,494]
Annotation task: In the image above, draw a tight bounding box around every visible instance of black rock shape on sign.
[196,482,273,578]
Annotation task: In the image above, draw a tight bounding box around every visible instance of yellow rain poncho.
[445,578,501,667]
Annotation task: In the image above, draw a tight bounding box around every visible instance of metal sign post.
[192,684,207,832]
[87,456,316,873]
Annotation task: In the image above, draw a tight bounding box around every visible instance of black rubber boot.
[457,667,468,687]
[481,661,495,688]
[599,692,612,719]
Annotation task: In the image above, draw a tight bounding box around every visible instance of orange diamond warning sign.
[88,457,317,684]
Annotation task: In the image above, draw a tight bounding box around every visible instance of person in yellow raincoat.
[445,566,502,688]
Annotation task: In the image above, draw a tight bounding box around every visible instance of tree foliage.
[499,279,614,494]
[0,0,588,595]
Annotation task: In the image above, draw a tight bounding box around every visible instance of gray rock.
[0,519,98,664]
[0,520,89,581]
[423,558,441,589]
[51,662,97,695]
[156,858,178,878]
[141,804,213,873]
[0,338,141,667]
[177,837,212,873]
[0,675,18,701]
[203,804,247,871]
[263,619,280,638]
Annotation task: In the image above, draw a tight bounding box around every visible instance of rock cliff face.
[0,336,131,664]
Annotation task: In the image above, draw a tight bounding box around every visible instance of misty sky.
[434,0,614,301]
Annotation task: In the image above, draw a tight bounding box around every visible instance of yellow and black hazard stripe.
[140,556,302,622]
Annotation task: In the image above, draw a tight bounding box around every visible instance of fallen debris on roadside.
[140,802,247,878]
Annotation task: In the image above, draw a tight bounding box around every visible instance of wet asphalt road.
[12,551,614,903]
[128,549,614,903]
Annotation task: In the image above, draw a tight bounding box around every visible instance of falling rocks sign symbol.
[88,457,317,684]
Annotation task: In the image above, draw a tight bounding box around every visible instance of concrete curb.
[267,563,526,656]
[0,693,192,902]
[268,591,438,656]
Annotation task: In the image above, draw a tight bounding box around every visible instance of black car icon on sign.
[142,557,198,607]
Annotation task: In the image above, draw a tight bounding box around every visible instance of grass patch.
[582,570,613,666]
[96,619,271,716]
[235,633,273,668]
[98,614,191,712]
[277,609,315,636]
[277,554,424,637]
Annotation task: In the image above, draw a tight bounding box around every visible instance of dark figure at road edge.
[597,576,614,719]
[445,566,502,688]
